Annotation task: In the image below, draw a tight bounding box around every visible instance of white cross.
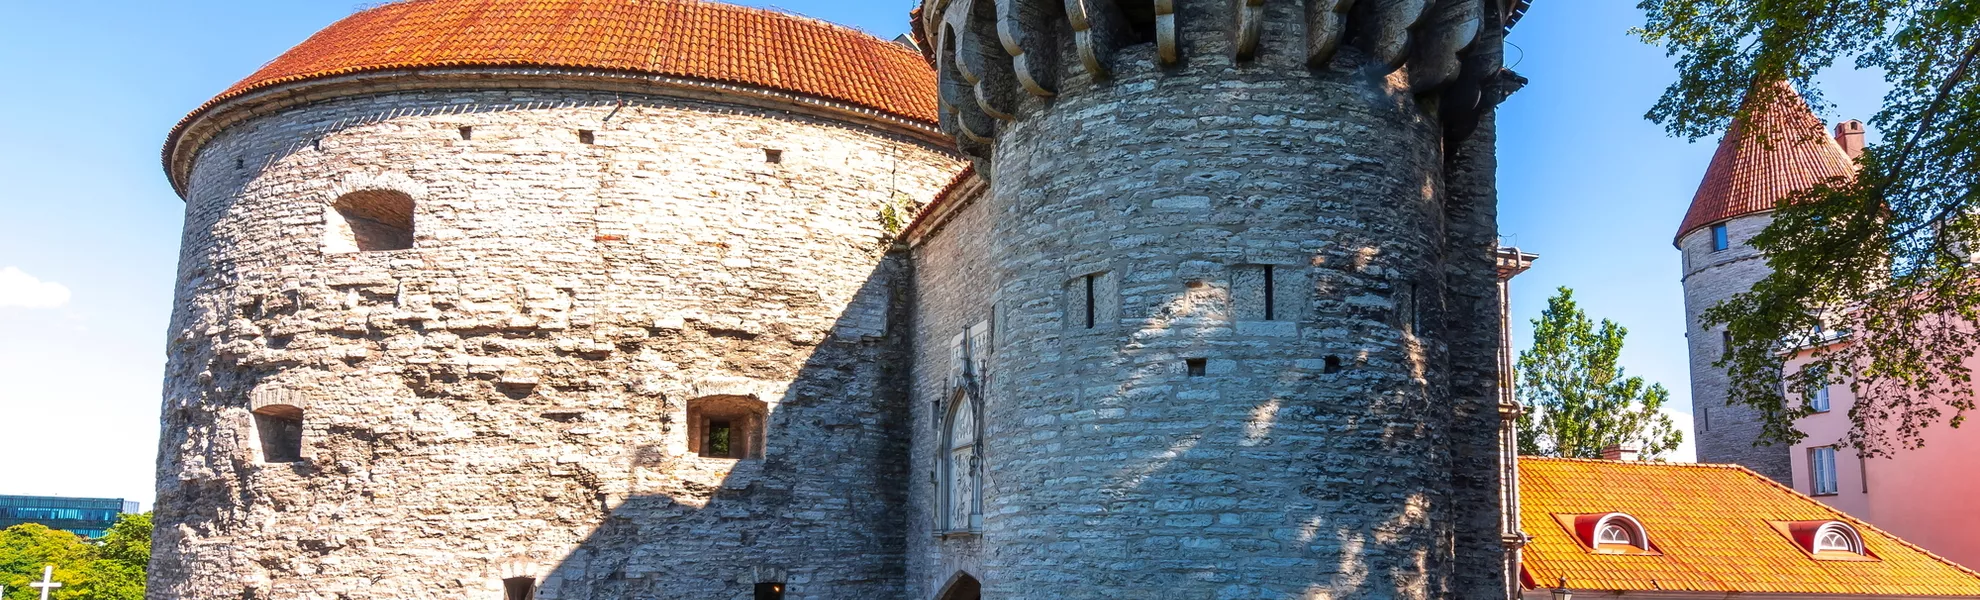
[30,565,62,600]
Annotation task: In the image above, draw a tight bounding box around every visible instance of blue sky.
[0,1,1889,506]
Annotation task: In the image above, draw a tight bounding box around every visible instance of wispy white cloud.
[0,267,73,309]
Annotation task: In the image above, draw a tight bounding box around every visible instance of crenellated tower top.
[916,0,1532,158]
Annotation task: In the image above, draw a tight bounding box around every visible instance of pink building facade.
[1785,348,1980,570]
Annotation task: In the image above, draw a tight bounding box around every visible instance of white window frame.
[1811,447,1839,496]
[1813,522,1865,554]
[1589,513,1652,551]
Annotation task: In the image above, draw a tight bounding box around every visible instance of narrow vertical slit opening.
[1263,265,1276,321]
[1084,274,1097,329]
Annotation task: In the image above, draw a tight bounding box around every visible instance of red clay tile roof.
[1674,83,1856,245]
[189,0,937,126]
[1520,457,1980,596]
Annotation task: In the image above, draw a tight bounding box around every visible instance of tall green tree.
[1516,288,1684,459]
[1637,0,1980,455]
[0,513,150,600]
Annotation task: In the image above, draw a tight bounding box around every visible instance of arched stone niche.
[321,173,426,253]
[686,395,768,460]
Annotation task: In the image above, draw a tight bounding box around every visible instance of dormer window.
[1569,512,1655,554]
[1782,520,1872,559]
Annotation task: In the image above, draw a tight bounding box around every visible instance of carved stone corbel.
[1356,0,1432,72]
[1408,0,1483,92]
[1306,0,1356,67]
[1234,0,1266,60]
[998,0,1060,96]
[1155,0,1180,65]
[1066,0,1130,79]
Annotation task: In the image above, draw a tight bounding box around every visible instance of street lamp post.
[1551,577,1573,600]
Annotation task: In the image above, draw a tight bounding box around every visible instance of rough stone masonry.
[151,0,1523,598]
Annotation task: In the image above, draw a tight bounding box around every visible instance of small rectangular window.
[1065,271,1116,330]
[1810,383,1832,413]
[1811,447,1839,495]
[253,407,304,464]
[1711,224,1730,252]
[459,126,473,140]
[1698,406,1711,433]
[754,582,786,600]
[1722,330,1734,357]
[1185,358,1207,377]
[764,149,784,163]
[578,129,596,145]
[504,577,536,600]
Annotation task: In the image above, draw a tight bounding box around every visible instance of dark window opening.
[1263,265,1277,321]
[235,157,246,170]
[754,582,786,600]
[459,126,473,140]
[687,396,766,460]
[764,149,784,163]
[254,405,304,464]
[1722,330,1734,357]
[578,129,596,145]
[1698,406,1711,433]
[1324,355,1343,374]
[1186,358,1207,377]
[332,189,416,251]
[1084,274,1097,329]
[707,421,734,458]
[503,577,536,600]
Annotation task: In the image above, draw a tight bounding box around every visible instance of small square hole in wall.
[1186,358,1208,377]
[234,157,245,170]
[458,126,473,140]
[764,149,784,163]
[578,129,596,145]
[1324,355,1343,374]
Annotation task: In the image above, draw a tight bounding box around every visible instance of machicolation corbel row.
[920,0,1510,158]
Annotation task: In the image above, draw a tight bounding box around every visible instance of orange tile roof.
[1520,457,1980,596]
[1675,83,1856,244]
[186,0,936,126]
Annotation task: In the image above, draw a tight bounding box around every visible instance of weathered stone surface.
[154,88,962,599]
[903,1,1511,597]
[1680,214,1794,483]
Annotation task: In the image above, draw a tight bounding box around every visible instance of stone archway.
[936,572,980,600]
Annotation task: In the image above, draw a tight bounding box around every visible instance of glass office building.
[0,495,140,538]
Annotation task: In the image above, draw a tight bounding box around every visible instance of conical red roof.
[1674,84,1857,244]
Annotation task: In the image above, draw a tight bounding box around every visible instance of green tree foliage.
[1516,288,1684,459]
[0,513,149,600]
[1637,0,1980,455]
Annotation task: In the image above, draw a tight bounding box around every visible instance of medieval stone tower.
[906,0,1523,598]
[155,1,962,597]
[153,0,1528,598]
[1676,84,1859,485]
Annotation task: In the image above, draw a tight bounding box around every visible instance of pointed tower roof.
[1675,84,1857,245]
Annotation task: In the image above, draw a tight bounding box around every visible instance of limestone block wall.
[152,87,963,600]
[904,185,996,599]
[1680,213,1792,482]
[905,2,1491,596]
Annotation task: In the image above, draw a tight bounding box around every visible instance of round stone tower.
[154,1,962,598]
[913,1,1523,597]
[1675,84,1856,484]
